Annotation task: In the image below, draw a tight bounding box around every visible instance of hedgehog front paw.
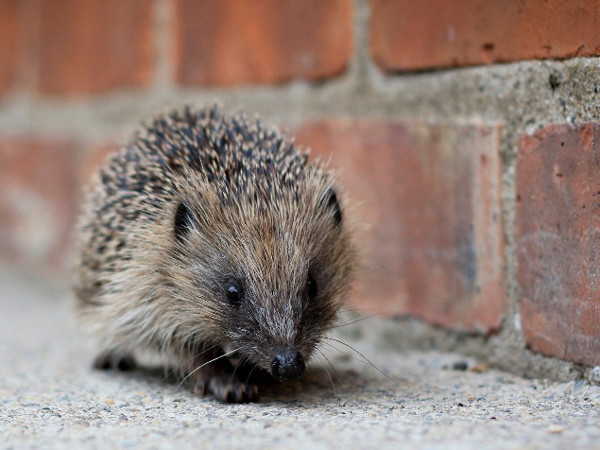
[194,375,258,403]
[93,351,136,371]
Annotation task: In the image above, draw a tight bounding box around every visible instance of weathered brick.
[34,0,153,95]
[295,120,505,332]
[0,0,18,95]
[517,123,600,366]
[174,0,353,86]
[0,136,78,273]
[370,0,600,72]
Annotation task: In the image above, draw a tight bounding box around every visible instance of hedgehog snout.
[270,348,305,382]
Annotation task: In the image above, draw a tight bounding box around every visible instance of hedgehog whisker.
[177,347,242,391]
[230,359,241,385]
[327,314,375,330]
[337,308,382,314]
[161,364,182,384]
[230,353,252,384]
[194,342,223,358]
[322,337,397,383]
[244,364,258,386]
[321,340,373,369]
[315,348,336,395]
[180,342,224,372]
[315,345,338,378]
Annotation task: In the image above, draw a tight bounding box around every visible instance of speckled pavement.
[1,272,599,450]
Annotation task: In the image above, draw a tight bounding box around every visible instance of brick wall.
[1,0,599,376]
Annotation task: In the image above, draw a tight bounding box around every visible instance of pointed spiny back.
[125,105,311,207]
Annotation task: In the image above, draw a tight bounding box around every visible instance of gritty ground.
[1,271,599,450]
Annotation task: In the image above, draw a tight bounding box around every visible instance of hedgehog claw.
[193,375,258,403]
[189,351,259,403]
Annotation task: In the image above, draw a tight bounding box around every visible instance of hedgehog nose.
[271,348,305,382]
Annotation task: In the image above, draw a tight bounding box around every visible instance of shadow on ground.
[96,358,387,406]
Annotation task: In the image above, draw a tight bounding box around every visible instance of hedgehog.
[73,105,355,402]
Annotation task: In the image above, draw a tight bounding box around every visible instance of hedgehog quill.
[74,106,355,402]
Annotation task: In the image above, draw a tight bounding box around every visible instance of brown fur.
[73,106,354,402]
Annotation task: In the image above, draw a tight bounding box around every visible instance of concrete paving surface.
[1,271,599,450]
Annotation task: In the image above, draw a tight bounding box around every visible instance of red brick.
[517,123,600,366]
[370,0,600,72]
[0,0,18,95]
[173,0,353,86]
[0,136,78,273]
[33,0,153,95]
[295,120,505,332]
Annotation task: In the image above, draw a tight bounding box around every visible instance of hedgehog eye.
[320,188,343,227]
[225,280,244,306]
[306,274,318,299]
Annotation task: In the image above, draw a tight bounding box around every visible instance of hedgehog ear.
[320,188,343,227]
[174,202,194,241]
